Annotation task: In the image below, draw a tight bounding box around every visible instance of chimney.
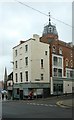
[20,40,25,44]
[33,34,39,41]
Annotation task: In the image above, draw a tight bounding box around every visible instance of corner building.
[13,34,50,99]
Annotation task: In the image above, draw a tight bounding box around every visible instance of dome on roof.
[42,22,58,37]
[42,12,58,37]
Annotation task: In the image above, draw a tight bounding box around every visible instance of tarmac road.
[2,95,73,119]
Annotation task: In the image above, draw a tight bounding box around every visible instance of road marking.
[26,102,57,107]
[44,104,49,106]
[40,104,43,106]
[36,104,39,105]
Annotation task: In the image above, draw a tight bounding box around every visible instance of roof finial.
[49,12,51,25]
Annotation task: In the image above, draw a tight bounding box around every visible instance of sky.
[0,0,73,81]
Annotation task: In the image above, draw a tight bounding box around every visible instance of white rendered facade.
[13,34,50,99]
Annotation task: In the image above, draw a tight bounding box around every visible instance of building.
[0,81,4,92]
[72,2,74,45]
[7,72,13,99]
[13,34,50,99]
[13,13,74,99]
[40,13,74,95]
[4,67,8,90]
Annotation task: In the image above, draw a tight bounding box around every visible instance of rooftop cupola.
[42,12,58,38]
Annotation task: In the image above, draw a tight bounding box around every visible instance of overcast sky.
[0,0,73,81]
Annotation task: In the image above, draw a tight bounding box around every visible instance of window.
[41,59,43,68]
[48,27,52,33]
[25,45,28,52]
[25,57,28,66]
[59,48,62,54]
[53,56,62,67]
[15,61,17,68]
[58,58,62,67]
[70,60,73,68]
[25,71,28,81]
[15,50,17,56]
[52,46,56,53]
[53,57,58,66]
[45,51,48,55]
[58,69,62,77]
[65,59,69,67]
[53,68,57,76]
[15,73,18,82]
[66,69,74,78]
[19,59,22,68]
[20,72,23,82]
[53,68,62,77]
[41,74,44,80]
[53,84,63,93]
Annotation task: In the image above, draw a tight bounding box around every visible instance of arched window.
[65,59,69,67]
[59,48,62,54]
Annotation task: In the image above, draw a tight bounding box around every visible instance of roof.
[42,21,58,37]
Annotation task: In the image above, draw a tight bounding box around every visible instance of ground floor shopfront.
[12,78,73,100]
[51,77,73,95]
[13,83,50,100]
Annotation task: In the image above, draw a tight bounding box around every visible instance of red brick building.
[40,14,74,95]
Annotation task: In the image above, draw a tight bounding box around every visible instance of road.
[2,95,73,119]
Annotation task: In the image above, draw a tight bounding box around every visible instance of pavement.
[56,99,73,108]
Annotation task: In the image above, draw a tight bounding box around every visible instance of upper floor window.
[25,57,28,66]
[53,56,62,67]
[53,56,58,66]
[70,60,73,68]
[53,68,62,77]
[52,45,56,53]
[15,50,17,56]
[65,59,69,67]
[25,45,28,52]
[66,69,74,78]
[41,59,43,69]
[25,71,28,81]
[20,59,22,68]
[59,48,62,55]
[45,51,48,55]
[58,58,62,67]
[41,74,44,80]
[15,61,17,68]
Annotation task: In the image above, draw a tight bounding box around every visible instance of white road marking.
[26,102,57,107]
